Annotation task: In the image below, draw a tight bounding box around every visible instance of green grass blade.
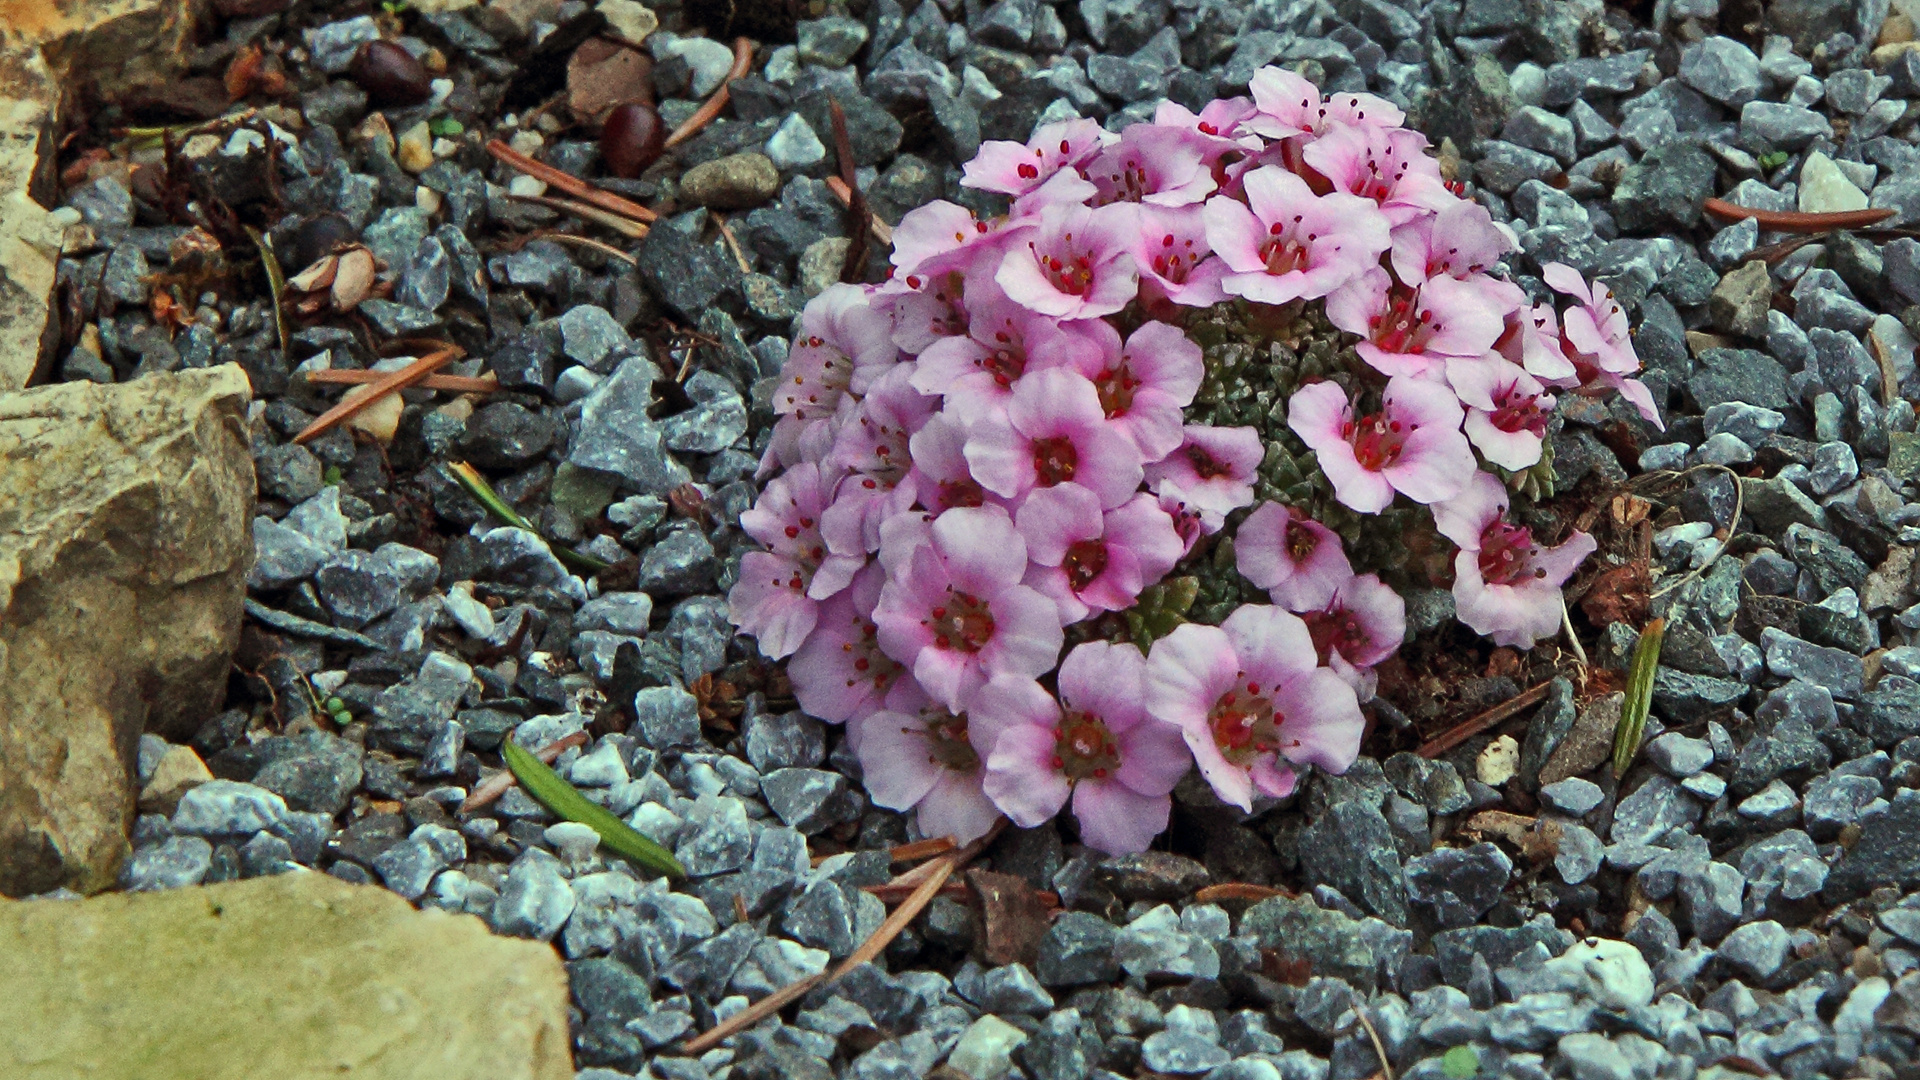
[245,225,290,359]
[446,461,609,574]
[502,736,684,878]
[1612,617,1665,779]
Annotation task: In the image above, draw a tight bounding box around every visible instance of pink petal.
[1071,780,1172,855]
[983,724,1072,827]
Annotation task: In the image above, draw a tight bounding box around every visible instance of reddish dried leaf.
[967,868,1049,967]
[1580,562,1650,628]
[1260,949,1313,986]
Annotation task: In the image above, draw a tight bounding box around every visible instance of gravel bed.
[40,0,1920,1076]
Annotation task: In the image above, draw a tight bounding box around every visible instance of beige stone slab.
[0,365,254,896]
[0,872,575,1079]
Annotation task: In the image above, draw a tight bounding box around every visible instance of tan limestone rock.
[0,366,254,896]
[0,872,575,1079]
[137,745,213,816]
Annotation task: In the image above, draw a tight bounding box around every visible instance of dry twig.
[293,346,461,444]
[1415,680,1553,759]
[303,369,500,394]
[714,213,753,274]
[510,193,650,238]
[665,37,755,149]
[824,175,894,246]
[1703,197,1895,232]
[829,97,872,283]
[485,138,658,223]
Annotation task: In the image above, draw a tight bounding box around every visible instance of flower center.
[1302,605,1370,666]
[1260,222,1311,276]
[1341,411,1407,471]
[920,711,979,772]
[926,590,996,652]
[1207,684,1282,766]
[841,616,903,693]
[1477,521,1545,586]
[924,270,969,339]
[1185,442,1233,480]
[1346,151,1410,204]
[1062,539,1109,592]
[1284,516,1319,564]
[935,477,987,511]
[1031,240,1097,296]
[1490,382,1549,435]
[1150,232,1201,284]
[1051,710,1122,782]
[1032,436,1079,486]
[1368,286,1439,355]
[1092,364,1139,418]
[978,320,1027,388]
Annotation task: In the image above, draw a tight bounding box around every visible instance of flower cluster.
[730,67,1659,852]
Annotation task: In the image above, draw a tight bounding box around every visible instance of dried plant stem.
[1352,1008,1396,1080]
[1560,600,1589,669]
[485,138,658,223]
[825,176,894,246]
[457,731,589,815]
[304,370,500,393]
[1416,681,1553,759]
[714,213,753,274]
[542,231,640,264]
[665,37,755,149]
[293,346,461,444]
[1703,197,1895,232]
[511,193,650,238]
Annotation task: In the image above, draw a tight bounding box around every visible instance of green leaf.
[1758,150,1789,172]
[446,461,609,574]
[502,736,685,879]
[429,117,465,138]
[244,225,290,360]
[1125,576,1199,651]
[1613,617,1665,779]
[1442,1045,1480,1080]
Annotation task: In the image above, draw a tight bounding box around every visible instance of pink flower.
[1325,267,1508,379]
[854,698,1004,844]
[889,201,1004,281]
[1287,377,1475,513]
[730,462,867,658]
[822,365,936,552]
[906,414,996,516]
[963,118,1110,198]
[1132,205,1229,308]
[1059,319,1204,461]
[964,368,1146,509]
[1389,199,1517,285]
[1433,471,1598,648]
[1144,604,1365,811]
[1447,358,1555,471]
[1297,573,1405,697]
[910,273,1115,426]
[872,505,1064,711]
[875,267,971,355]
[1144,424,1264,521]
[1204,166,1390,306]
[1085,124,1218,207]
[1543,262,1637,376]
[1243,67,1403,140]
[1160,489,1213,555]
[1016,486,1185,622]
[790,563,918,724]
[1153,96,1258,150]
[1300,122,1453,225]
[975,642,1192,854]
[996,202,1142,320]
[774,284,899,422]
[1235,501,1354,610]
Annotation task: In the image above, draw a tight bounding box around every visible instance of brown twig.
[510,193,650,238]
[1352,1008,1396,1080]
[293,346,461,444]
[889,837,956,863]
[665,37,754,149]
[304,369,501,393]
[485,138,658,223]
[1415,680,1553,759]
[862,881,973,903]
[457,731,590,815]
[681,853,959,1055]
[1703,196,1896,232]
[828,97,872,284]
[825,176,895,246]
[1194,882,1293,904]
[543,231,641,265]
[714,212,753,274]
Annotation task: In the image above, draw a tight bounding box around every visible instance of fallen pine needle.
[889,837,956,863]
[681,853,958,1055]
[304,369,500,394]
[1353,1008,1396,1080]
[714,213,753,274]
[825,175,894,246]
[1415,680,1553,759]
[543,231,640,265]
[485,138,657,223]
[293,346,461,444]
[511,193,650,238]
[665,37,754,149]
[1702,197,1896,232]
[1194,882,1293,904]
[458,731,588,814]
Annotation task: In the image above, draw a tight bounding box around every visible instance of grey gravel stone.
[1715,919,1789,980]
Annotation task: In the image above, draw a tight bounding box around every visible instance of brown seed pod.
[349,40,432,107]
[600,102,666,179]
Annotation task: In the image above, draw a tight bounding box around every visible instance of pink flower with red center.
[1325,267,1508,379]
[906,414,997,517]
[1300,122,1454,225]
[997,202,1142,319]
[774,284,900,422]
[1497,300,1578,383]
[1204,166,1390,306]
[1296,572,1406,698]
[1085,124,1219,207]
[872,505,1065,712]
[1016,486,1186,623]
[1390,199,1518,285]
[1144,423,1264,522]
[1447,357,1556,470]
[964,368,1146,509]
[1235,501,1355,611]
[822,365,936,552]
[910,272,1115,426]
[963,118,1111,198]
[1433,471,1598,648]
[1132,205,1229,308]
[1153,96,1259,153]
[1160,489,1213,555]
[729,462,868,658]
[1287,377,1475,513]
[1543,262,1637,377]
[875,267,972,355]
[1244,67,1405,141]
[1144,604,1365,811]
[1058,319,1205,461]
[974,642,1193,854]
[790,564,921,724]
[853,696,1005,844]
